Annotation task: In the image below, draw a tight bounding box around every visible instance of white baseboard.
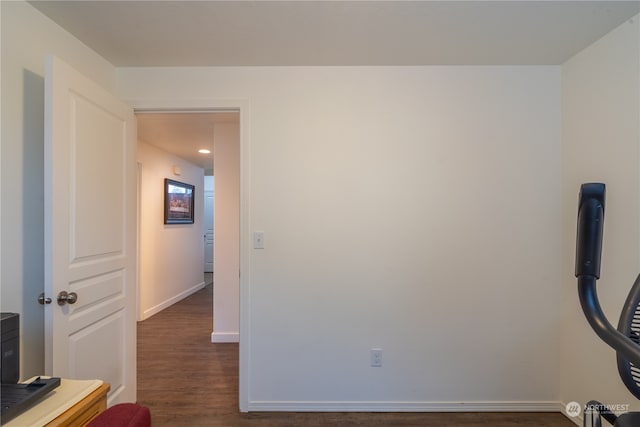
[211,331,239,343]
[140,281,205,320]
[247,400,564,413]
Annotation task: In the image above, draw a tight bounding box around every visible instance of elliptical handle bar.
[575,183,640,368]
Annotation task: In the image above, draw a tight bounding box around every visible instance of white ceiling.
[27,0,640,171]
[28,1,640,66]
[137,112,239,170]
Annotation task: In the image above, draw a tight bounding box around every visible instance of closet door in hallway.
[204,187,214,273]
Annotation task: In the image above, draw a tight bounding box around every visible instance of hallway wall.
[137,140,205,320]
[212,122,240,342]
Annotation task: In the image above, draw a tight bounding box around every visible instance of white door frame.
[129,99,250,412]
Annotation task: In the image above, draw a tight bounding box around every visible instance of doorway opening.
[132,100,248,410]
[135,111,240,338]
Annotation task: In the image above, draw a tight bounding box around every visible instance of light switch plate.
[253,231,265,249]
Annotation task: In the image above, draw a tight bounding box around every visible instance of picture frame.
[164,178,195,224]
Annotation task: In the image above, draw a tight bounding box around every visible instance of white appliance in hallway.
[204,176,214,273]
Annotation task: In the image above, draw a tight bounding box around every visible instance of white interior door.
[44,55,137,404]
[204,189,214,273]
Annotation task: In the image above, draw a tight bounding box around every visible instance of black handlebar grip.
[575,183,606,279]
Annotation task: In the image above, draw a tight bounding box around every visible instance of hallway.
[137,283,239,425]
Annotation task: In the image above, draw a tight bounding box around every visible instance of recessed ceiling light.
[198,149,211,154]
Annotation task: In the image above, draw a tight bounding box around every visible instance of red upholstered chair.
[87,403,151,427]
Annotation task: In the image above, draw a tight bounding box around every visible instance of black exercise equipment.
[575,183,640,426]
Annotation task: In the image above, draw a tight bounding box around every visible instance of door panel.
[69,311,124,391]
[44,55,136,405]
[204,190,214,273]
[73,93,125,259]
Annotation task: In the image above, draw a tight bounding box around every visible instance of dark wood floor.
[137,285,576,426]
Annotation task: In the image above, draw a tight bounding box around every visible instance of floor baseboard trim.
[247,400,562,412]
[141,281,205,320]
[211,331,239,343]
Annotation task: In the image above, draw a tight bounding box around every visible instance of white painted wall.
[137,140,205,320]
[560,16,640,423]
[0,0,116,379]
[212,122,240,342]
[117,66,563,409]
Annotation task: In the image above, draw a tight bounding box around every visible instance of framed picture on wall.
[164,178,195,224]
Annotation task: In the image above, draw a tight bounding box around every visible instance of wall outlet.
[371,348,382,367]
